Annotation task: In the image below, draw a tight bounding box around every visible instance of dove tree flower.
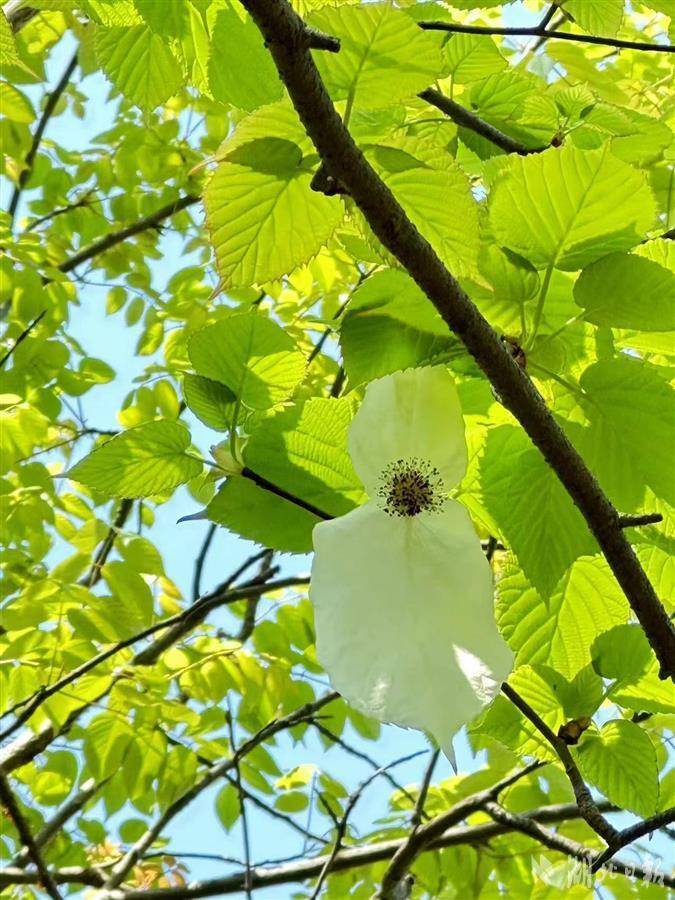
[310,366,513,763]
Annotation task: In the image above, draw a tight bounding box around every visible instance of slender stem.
[8,52,78,225]
[526,262,554,350]
[0,310,46,369]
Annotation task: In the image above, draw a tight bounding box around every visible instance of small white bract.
[310,366,512,764]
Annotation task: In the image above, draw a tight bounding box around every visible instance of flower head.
[310,366,512,764]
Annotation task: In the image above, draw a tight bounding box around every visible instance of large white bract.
[310,366,512,763]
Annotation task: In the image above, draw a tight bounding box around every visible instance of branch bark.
[418,20,675,53]
[419,89,539,155]
[240,0,675,678]
[7,51,78,225]
[0,774,62,900]
[13,800,670,897]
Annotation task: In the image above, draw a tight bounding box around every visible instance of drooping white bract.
[310,366,512,764]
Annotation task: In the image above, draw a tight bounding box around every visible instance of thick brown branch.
[0,775,62,900]
[240,0,675,679]
[418,21,675,53]
[7,51,78,224]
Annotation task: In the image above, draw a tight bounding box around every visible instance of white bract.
[310,366,512,764]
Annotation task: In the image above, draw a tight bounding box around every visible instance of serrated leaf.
[207,476,319,553]
[577,720,659,816]
[497,556,629,679]
[205,136,343,288]
[574,252,675,331]
[580,357,675,506]
[96,25,182,111]
[564,0,624,36]
[208,5,282,110]
[309,3,443,110]
[188,313,306,411]
[445,33,506,84]
[67,421,201,498]
[183,374,236,431]
[480,425,595,597]
[371,147,480,278]
[244,397,365,518]
[489,145,655,271]
[135,0,188,36]
[591,624,653,682]
[340,269,461,385]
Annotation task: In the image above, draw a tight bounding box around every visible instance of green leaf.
[0,82,34,123]
[577,720,659,816]
[340,269,461,385]
[372,147,480,278]
[574,252,675,331]
[309,3,443,110]
[95,25,183,112]
[215,784,240,831]
[67,421,201,498]
[497,556,629,679]
[183,374,236,431]
[188,313,306,411]
[207,476,319,553]
[580,357,675,506]
[480,425,595,597]
[563,0,624,36]
[591,624,653,682]
[489,145,656,271]
[135,0,188,36]
[208,5,282,110]
[244,397,366,518]
[445,33,506,84]
[205,136,343,288]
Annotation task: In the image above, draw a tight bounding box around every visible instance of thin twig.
[225,702,253,900]
[82,498,134,588]
[191,523,217,601]
[0,775,63,900]
[8,51,78,224]
[376,761,543,899]
[618,513,663,528]
[0,310,46,369]
[501,682,620,846]
[311,750,427,900]
[418,21,675,53]
[410,749,440,830]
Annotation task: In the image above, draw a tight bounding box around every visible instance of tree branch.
[11,778,106,869]
[0,774,62,900]
[2,800,642,895]
[501,682,620,846]
[0,575,308,741]
[418,21,675,53]
[58,194,199,274]
[418,89,539,156]
[240,0,675,679]
[7,51,78,225]
[100,692,339,891]
[377,761,543,898]
[0,309,46,369]
[81,498,134,588]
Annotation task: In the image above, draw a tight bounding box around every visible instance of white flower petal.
[348,366,468,497]
[310,499,513,755]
